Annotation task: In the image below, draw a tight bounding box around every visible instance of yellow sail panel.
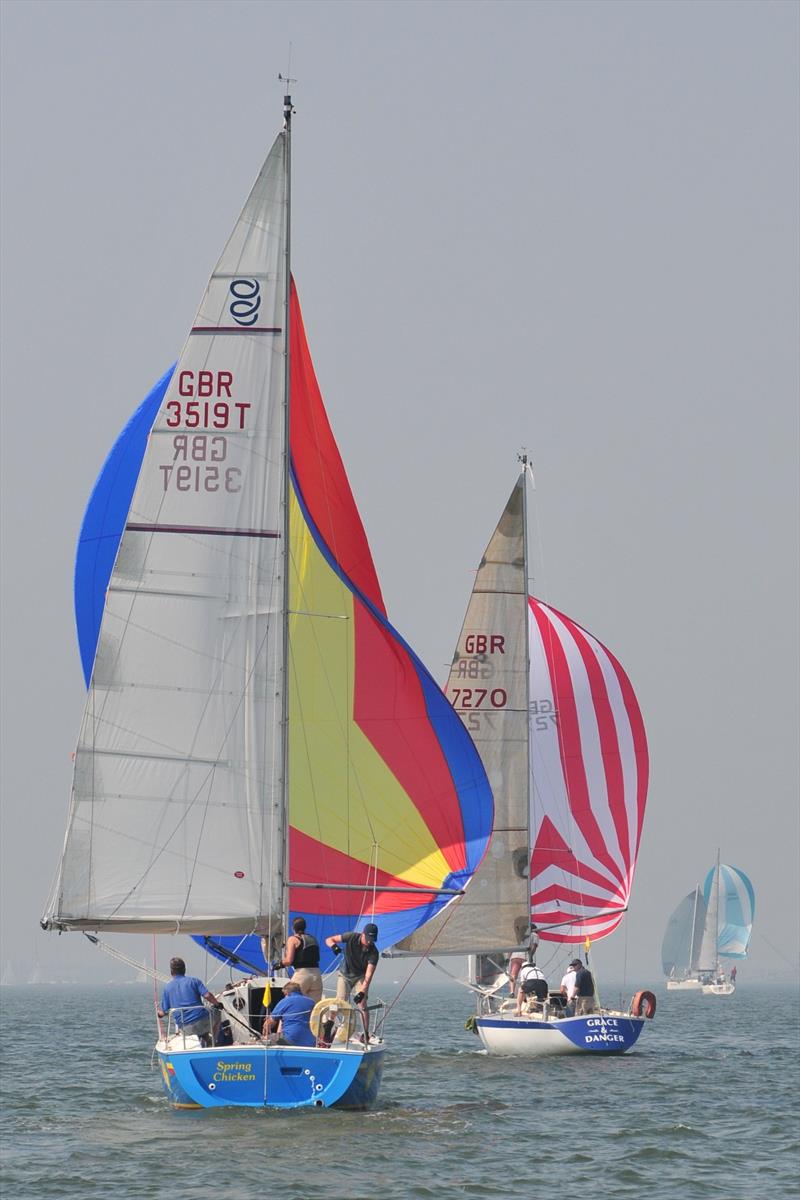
[288,489,452,887]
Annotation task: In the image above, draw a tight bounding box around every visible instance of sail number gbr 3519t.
[160,370,248,493]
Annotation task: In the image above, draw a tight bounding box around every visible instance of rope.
[82,932,170,984]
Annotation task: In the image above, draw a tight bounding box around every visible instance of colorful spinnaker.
[47,120,492,976]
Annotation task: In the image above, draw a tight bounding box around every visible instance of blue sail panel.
[74,367,175,684]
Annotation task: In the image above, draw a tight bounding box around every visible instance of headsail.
[703,863,755,960]
[528,599,649,943]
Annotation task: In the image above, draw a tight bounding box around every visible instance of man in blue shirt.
[158,957,221,1046]
[263,981,315,1047]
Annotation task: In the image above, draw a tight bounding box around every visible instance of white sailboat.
[662,886,706,990]
[663,856,754,995]
[41,97,493,1109]
[400,459,655,1056]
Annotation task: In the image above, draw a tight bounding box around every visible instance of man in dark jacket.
[573,960,597,1015]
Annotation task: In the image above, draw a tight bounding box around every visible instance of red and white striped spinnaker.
[528,598,649,943]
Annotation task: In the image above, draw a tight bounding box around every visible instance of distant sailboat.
[1,962,18,987]
[663,856,754,994]
[42,97,493,1109]
[661,887,706,990]
[399,461,655,1056]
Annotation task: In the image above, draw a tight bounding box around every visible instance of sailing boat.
[42,97,493,1110]
[399,461,654,1056]
[663,857,754,995]
[661,886,706,990]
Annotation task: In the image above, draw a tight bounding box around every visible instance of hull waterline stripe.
[125,523,280,538]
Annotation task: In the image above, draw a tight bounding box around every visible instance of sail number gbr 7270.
[448,633,508,728]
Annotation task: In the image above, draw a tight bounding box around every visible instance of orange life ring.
[631,989,657,1019]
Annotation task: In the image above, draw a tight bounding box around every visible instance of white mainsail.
[661,886,707,977]
[44,135,288,933]
[398,478,531,954]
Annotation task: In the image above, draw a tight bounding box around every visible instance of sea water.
[1,983,797,1199]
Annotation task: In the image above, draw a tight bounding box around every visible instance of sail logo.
[229,279,261,326]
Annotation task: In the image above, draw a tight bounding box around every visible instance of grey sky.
[1,0,797,988]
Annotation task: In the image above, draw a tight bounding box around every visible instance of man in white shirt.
[515,960,549,1014]
[560,958,582,1014]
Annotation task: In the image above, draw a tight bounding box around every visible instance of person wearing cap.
[573,961,597,1015]
[325,924,380,1041]
[157,957,222,1047]
[514,957,548,1012]
[560,959,582,1016]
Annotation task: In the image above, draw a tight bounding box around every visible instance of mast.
[520,452,534,955]
[714,848,721,974]
[688,885,700,973]
[279,90,294,949]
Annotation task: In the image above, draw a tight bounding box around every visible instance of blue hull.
[157,1043,385,1110]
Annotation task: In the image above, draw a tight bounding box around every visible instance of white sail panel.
[697,863,720,971]
[45,135,288,933]
[397,477,530,954]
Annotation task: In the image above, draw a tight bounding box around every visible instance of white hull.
[666,975,735,995]
[475,1010,646,1057]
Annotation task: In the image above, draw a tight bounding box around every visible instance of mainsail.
[661,886,706,976]
[46,128,493,961]
[399,478,530,954]
[399,469,649,957]
[46,137,290,933]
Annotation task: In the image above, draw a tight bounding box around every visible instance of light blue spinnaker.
[703,864,755,960]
